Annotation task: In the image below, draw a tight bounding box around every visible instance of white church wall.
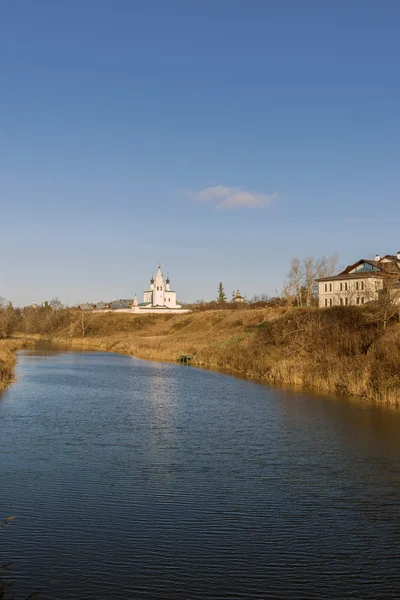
[134,307,191,314]
[94,265,190,315]
[163,291,179,308]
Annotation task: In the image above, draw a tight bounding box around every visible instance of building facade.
[232,289,244,303]
[316,252,400,308]
[92,265,191,314]
[141,265,180,309]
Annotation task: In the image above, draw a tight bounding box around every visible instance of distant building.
[316,252,400,307]
[93,265,191,315]
[79,303,95,311]
[232,289,244,303]
[140,265,182,310]
[109,299,133,310]
[95,302,109,310]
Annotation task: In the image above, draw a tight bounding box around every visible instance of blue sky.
[1,1,399,306]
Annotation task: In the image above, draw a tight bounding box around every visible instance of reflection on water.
[145,362,178,486]
[0,345,399,600]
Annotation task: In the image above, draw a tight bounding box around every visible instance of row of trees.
[214,256,339,308]
[0,297,72,339]
[0,258,343,325]
[2,254,400,328]
[283,255,339,307]
[216,284,285,306]
[0,298,18,339]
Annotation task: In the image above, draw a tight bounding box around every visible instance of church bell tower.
[153,265,165,306]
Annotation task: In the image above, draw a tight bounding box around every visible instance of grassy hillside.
[14,306,400,405]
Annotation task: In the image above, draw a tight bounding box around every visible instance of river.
[0,344,399,599]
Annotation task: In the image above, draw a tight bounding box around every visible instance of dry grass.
[14,306,400,405]
[46,309,282,362]
[0,340,30,389]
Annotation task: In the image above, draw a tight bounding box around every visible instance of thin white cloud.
[193,185,278,210]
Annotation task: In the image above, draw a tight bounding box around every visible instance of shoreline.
[13,321,400,408]
[0,339,32,390]
[44,337,388,409]
[10,306,400,406]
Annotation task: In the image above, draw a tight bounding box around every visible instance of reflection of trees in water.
[22,341,88,357]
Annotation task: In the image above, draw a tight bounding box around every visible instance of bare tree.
[284,254,339,307]
[49,297,64,310]
[303,257,316,307]
[315,255,339,279]
[0,302,17,338]
[281,282,295,306]
[374,273,400,330]
[286,257,304,306]
[80,309,93,337]
[250,293,270,303]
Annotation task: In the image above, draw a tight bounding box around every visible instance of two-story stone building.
[316,252,400,308]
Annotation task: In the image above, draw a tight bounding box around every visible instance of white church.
[94,266,191,314]
[133,265,190,313]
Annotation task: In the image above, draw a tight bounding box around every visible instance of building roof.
[79,303,94,310]
[232,289,244,301]
[316,257,400,282]
[110,299,134,309]
[381,254,399,261]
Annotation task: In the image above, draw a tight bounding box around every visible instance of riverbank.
[3,334,400,600]
[13,306,400,405]
[0,340,32,389]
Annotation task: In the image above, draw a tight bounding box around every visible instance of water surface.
[0,345,399,599]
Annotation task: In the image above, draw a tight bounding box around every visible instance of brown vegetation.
[0,340,30,389]
[9,304,400,405]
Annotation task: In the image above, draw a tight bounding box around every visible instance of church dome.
[232,289,244,303]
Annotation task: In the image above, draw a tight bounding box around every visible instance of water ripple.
[0,348,399,599]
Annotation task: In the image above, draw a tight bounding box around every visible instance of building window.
[361,297,365,304]
[329,298,333,306]
[340,298,343,306]
[324,299,328,307]
[356,297,360,305]
[361,281,364,290]
[340,283,343,291]
[345,298,348,305]
[324,284,327,292]
[329,283,332,292]
[356,281,359,291]
[345,282,348,291]
[168,298,170,302]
